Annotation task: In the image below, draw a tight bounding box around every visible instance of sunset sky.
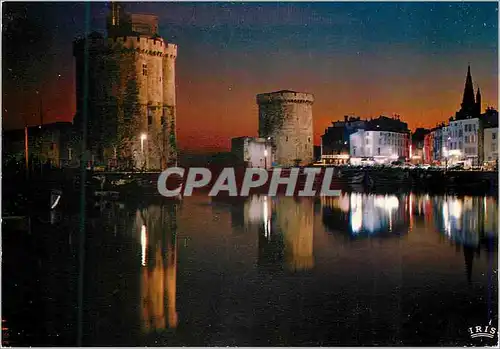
[3,2,498,152]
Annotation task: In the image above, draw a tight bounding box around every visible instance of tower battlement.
[109,36,177,58]
[257,90,314,105]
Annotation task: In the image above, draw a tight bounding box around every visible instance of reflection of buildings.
[321,193,409,237]
[253,196,314,272]
[407,194,434,229]
[434,196,481,246]
[432,195,497,283]
[135,204,179,332]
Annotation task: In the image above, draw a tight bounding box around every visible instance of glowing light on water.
[449,198,462,219]
[141,225,147,266]
[51,195,61,210]
[350,193,363,233]
[263,196,270,239]
[338,194,350,213]
[442,202,450,236]
[374,195,399,211]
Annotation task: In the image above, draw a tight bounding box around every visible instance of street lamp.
[140,133,147,170]
[443,147,449,171]
[141,133,147,153]
[264,137,271,169]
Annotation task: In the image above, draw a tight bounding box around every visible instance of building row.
[422,107,498,168]
[421,65,498,168]
[320,66,498,168]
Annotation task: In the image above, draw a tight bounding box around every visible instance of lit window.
[147,108,153,125]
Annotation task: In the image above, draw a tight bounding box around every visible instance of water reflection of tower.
[257,196,314,272]
[136,203,179,332]
[463,244,480,284]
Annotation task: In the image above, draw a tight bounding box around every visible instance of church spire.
[460,64,476,118]
[476,86,482,115]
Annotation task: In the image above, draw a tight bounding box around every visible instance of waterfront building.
[483,127,498,168]
[411,128,430,164]
[349,116,410,164]
[446,117,483,167]
[426,124,446,164]
[423,131,433,164]
[231,136,274,169]
[320,116,367,165]
[256,90,314,167]
[73,3,177,170]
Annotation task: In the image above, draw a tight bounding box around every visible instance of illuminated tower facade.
[107,4,177,169]
[74,2,177,170]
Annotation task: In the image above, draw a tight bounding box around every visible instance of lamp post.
[443,147,448,172]
[141,133,147,170]
[264,148,268,169]
[264,136,271,169]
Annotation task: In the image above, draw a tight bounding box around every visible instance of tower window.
[308,137,311,143]
[147,108,153,125]
[286,136,288,142]
[142,64,148,76]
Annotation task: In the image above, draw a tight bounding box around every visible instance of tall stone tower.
[257,90,314,166]
[73,2,177,170]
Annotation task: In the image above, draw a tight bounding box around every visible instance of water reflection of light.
[141,225,147,266]
[263,196,270,239]
[350,193,363,233]
[484,196,487,219]
[374,195,399,212]
[442,203,450,236]
[338,194,350,213]
[139,205,179,332]
[50,194,61,210]
[439,196,487,247]
[449,198,462,219]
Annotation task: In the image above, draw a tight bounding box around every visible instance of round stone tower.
[108,7,178,170]
[257,90,314,167]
